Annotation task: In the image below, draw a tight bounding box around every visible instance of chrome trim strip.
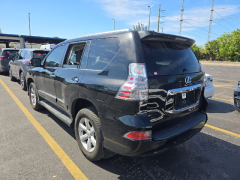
[167,84,202,95]
[165,101,199,114]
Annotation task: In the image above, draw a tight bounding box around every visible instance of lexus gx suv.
[26,29,208,161]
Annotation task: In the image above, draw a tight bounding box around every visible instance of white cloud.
[98,0,153,26]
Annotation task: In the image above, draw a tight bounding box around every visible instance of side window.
[87,38,119,70]
[19,50,25,59]
[64,43,86,66]
[45,45,66,67]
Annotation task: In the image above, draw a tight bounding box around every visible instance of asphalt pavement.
[0,61,240,180]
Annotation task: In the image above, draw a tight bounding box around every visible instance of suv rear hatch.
[0,50,18,66]
[139,32,204,134]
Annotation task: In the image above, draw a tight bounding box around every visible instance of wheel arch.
[71,98,98,125]
[26,78,34,95]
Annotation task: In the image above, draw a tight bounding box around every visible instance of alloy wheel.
[78,118,96,152]
[30,86,36,106]
[20,73,24,88]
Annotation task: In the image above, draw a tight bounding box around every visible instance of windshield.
[2,50,19,60]
[142,41,201,76]
[33,51,49,61]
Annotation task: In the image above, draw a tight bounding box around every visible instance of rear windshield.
[142,41,201,76]
[2,50,19,60]
[33,51,49,61]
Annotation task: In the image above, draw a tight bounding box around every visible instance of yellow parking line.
[212,97,233,103]
[205,124,240,138]
[0,78,88,180]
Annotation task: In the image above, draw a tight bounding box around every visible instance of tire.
[75,106,104,161]
[29,82,43,110]
[20,72,27,91]
[9,67,16,81]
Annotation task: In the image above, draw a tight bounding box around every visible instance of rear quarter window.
[142,41,201,76]
[87,38,119,70]
[33,51,49,61]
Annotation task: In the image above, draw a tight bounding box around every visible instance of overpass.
[0,33,66,48]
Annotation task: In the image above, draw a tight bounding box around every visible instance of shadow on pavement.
[94,132,240,180]
[207,99,235,113]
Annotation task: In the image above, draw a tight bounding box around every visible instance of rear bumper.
[102,111,207,156]
[0,65,9,72]
[234,88,240,112]
[204,85,214,99]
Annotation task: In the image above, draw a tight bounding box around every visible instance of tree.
[53,36,59,38]
[133,23,147,31]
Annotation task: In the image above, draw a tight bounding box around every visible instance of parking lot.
[0,61,240,180]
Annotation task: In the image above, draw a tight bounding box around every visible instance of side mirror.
[31,58,41,67]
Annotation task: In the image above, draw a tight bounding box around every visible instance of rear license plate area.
[175,89,200,109]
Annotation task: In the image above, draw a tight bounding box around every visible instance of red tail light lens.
[24,61,31,65]
[123,131,152,141]
[0,56,9,60]
[116,63,148,101]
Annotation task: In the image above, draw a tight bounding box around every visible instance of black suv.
[26,30,208,161]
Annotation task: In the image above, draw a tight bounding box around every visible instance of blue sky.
[0,0,239,46]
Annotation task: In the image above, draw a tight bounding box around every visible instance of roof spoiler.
[138,31,195,46]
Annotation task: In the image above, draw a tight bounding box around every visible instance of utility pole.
[179,0,184,35]
[112,18,115,30]
[148,6,151,30]
[162,28,163,33]
[157,4,161,32]
[208,0,214,42]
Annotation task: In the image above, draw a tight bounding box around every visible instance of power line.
[213,10,238,29]
[212,21,232,31]
[162,11,220,38]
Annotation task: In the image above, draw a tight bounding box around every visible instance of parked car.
[234,80,240,112]
[9,49,50,90]
[204,74,214,99]
[0,48,19,73]
[26,29,208,161]
[40,44,55,50]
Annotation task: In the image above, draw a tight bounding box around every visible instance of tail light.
[24,61,31,65]
[116,63,148,101]
[0,56,9,60]
[199,62,204,72]
[123,131,152,141]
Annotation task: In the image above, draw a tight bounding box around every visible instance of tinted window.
[2,50,18,60]
[33,51,49,61]
[45,45,66,67]
[142,41,201,76]
[87,38,119,70]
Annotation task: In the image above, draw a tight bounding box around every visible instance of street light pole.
[28,13,32,48]
[112,18,115,30]
[28,13,31,36]
[148,6,151,30]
